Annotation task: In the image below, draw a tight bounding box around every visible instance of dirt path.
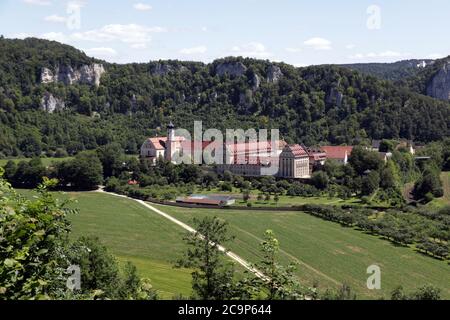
[96,188,267,280]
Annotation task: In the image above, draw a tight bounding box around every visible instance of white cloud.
[345,44,356,50]
[23,0,51,5]
[40,32,68,43]
[180,45,207,55]
[131,43,147,49]
[230,42,272,58]
[44,14,66,23]
[133,3,152,11]
[425,53,445,60]
[285,47,302,53]
[72,24,166,46]
[293,63,307,68]
[84,47,118,59]
[10,33,33,39]
[304,37,332,50]
[68,0,87,9]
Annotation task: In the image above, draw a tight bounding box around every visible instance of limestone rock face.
[151,63,173,76]
[215,61,247,77]
[40,93,65,113]
[251,73,261,90]
[150,63,188,76]
[40,68,55,83]
[40,63,105,87]
[266,65,283,83]
[426,62,450,101]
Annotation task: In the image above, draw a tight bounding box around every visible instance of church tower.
[165,121,176,162]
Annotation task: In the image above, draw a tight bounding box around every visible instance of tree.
[379,140,395,152]
[311,171,329,190]
[242,190,250,202]
[391,285,441,300]
[323,159,344,179]
[361,171,380,196]
[242,230,305,300]
[56,152,103,190]
[380,160,401,190]
[7,158,47,188]
[3,160,17,181]
[348,146,384,175]
[67,236,121,298]
[0,174,73,299]
[176,217,237,300]
[413,170,443,201]
[321,283,357,300]
[274,194,280,203]
[220,181,233,192]
[97,143,126,178]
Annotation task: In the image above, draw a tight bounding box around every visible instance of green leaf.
[4,258,17,267]
[34,230,46,237]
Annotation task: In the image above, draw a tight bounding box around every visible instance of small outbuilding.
[176,194,236,207]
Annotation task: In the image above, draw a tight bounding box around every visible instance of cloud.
[40,32,68,43]
[23,0,51,5]
[133,3,152,11]
[285,47,302,53]
[304,37,332,50]
[68,0,87,9]
[84,47,118,59]
[230,42,272,58]
[425,53,445,60]
[131,43,147,49]
[10,33,33,39]
[180,46,207,55]
[72,24,166,46]
[345,44,356,50]
[44,14,66,23]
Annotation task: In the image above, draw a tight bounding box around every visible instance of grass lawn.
[17,190,192,299]
[0,157,73,167]
[153,204,450,300]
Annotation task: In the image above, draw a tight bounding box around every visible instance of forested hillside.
[340,59,435,82]
[0,37,449,158]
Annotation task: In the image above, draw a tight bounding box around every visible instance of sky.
[1,0,450,65]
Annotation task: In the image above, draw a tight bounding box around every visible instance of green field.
[153,203,450,299]
[16,189,450,299]
[0,157,73,167]
[17,190,192,299]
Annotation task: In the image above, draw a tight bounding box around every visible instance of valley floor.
[17,189,450,299]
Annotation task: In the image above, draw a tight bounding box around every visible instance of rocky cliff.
[40,63,105,87]
[266,65,283,83]
[426,62,450,101]
[150,63,188,76]
[40,93,65,113]
[215,61,247,77]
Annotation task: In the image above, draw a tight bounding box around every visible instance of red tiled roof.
[284,144,309,158]
[148,137,167,150]
[226,140,286,155]
[180,140,215,151]
[320,146,353,160]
